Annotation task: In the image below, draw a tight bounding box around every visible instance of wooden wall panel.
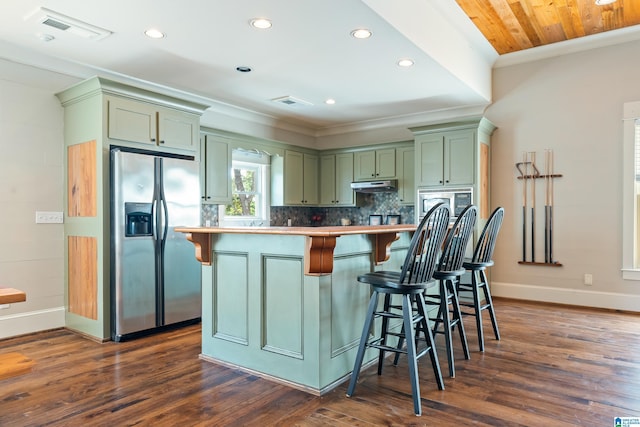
[67,140,97,217]
[68,236,98,320]
[480,143,490,219]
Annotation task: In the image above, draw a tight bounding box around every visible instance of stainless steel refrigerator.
[110,147,201,341]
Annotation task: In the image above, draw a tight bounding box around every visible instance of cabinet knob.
[160,140,165,144]
[439,180,443,184]
[151,138,156,142]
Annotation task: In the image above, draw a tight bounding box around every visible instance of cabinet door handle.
[151,138,156,142]
[160,140,165,144]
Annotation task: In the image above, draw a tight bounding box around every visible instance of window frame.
[218,152,270,227]
[622,101,640,280]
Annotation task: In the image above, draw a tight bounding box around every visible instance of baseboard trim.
[492,282,640,313]
[0,306,65,340]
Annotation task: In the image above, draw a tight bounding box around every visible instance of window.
[218,150,270,226]
[622,101,640,279]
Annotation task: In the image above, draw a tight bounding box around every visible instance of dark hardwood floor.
[1,298,639,426]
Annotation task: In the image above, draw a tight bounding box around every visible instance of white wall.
[0,61,76,338]
[485,39,640,310]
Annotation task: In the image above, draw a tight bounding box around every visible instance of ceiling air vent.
[27,7,112,40]
[271,96,313,107]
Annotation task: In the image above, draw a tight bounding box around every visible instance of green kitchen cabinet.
[272,149,319,206]
[56,77,208,341]
[413,119,495,189]
[396,146,415,205]
[320,153,354,206]
[200,132,232,204]
[353,148,395,181]
[415,130,474,187]
[108,96,200,152]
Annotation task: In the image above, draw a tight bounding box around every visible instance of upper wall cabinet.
[396,146,415,205]
[320,153,354,206]
[272,149,319,206]
[108,97,200,151]
[415,130,475,187]
[354,148,396,181]
[201,133,232,204]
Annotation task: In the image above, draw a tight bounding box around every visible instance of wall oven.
[417,187,473,223]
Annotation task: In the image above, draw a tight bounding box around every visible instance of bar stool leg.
[471,271,485,351]
[377,294,392,375]
[402,294,422,416]
[439,281,455,378]
[480,270,500,341]
[346,290,379,398]
[448,279,470,360]
[416,294,444,390]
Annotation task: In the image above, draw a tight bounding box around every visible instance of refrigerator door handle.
[160,196,169,245]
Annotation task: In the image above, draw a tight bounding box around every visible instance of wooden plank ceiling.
[456,0,640,54]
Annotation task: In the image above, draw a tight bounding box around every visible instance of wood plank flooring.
[1,298,639,426]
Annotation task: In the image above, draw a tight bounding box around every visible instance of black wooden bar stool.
[424,204,477,378]
[457,206,504,351]
[346,203,450,416]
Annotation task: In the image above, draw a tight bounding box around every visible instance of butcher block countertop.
[0,288,26,305]
[174,224,416,236]
[175,224,416,275]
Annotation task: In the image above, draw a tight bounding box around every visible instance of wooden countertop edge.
[174,224,416,237]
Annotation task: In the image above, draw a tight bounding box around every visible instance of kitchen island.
[176,225,415,394]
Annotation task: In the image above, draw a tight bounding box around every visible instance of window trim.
[218,156,270,227]
[622,101,640,280]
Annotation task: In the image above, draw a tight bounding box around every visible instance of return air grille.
[27,7,112,40]
[271,96,313,107]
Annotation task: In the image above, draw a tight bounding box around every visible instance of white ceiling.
[1,0,639,137]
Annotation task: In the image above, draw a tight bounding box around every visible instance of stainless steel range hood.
[350,179,398,193]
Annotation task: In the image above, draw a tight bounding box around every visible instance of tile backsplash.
[202,192,414,227]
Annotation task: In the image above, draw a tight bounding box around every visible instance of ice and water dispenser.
[125,202,152,237]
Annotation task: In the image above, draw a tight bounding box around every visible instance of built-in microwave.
[417,187,473,223]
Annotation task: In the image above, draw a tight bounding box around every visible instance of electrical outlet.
[35,211,64,224]
[584,273,593,286]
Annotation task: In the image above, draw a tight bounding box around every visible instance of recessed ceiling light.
[325,98,336,105]
[144,28,165,39]
[236,66,252,73]
[350,28,372,39]
[250,18,272,29]
[397,58,414,67]
[36,33,55,42]
[595,0,616,4]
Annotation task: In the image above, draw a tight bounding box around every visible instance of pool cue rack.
[515,149,563,267]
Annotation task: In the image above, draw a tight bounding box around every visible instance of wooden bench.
[0,287,34,381]
[0,288,27,305]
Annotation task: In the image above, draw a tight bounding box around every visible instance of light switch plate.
[35,211,64,224]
